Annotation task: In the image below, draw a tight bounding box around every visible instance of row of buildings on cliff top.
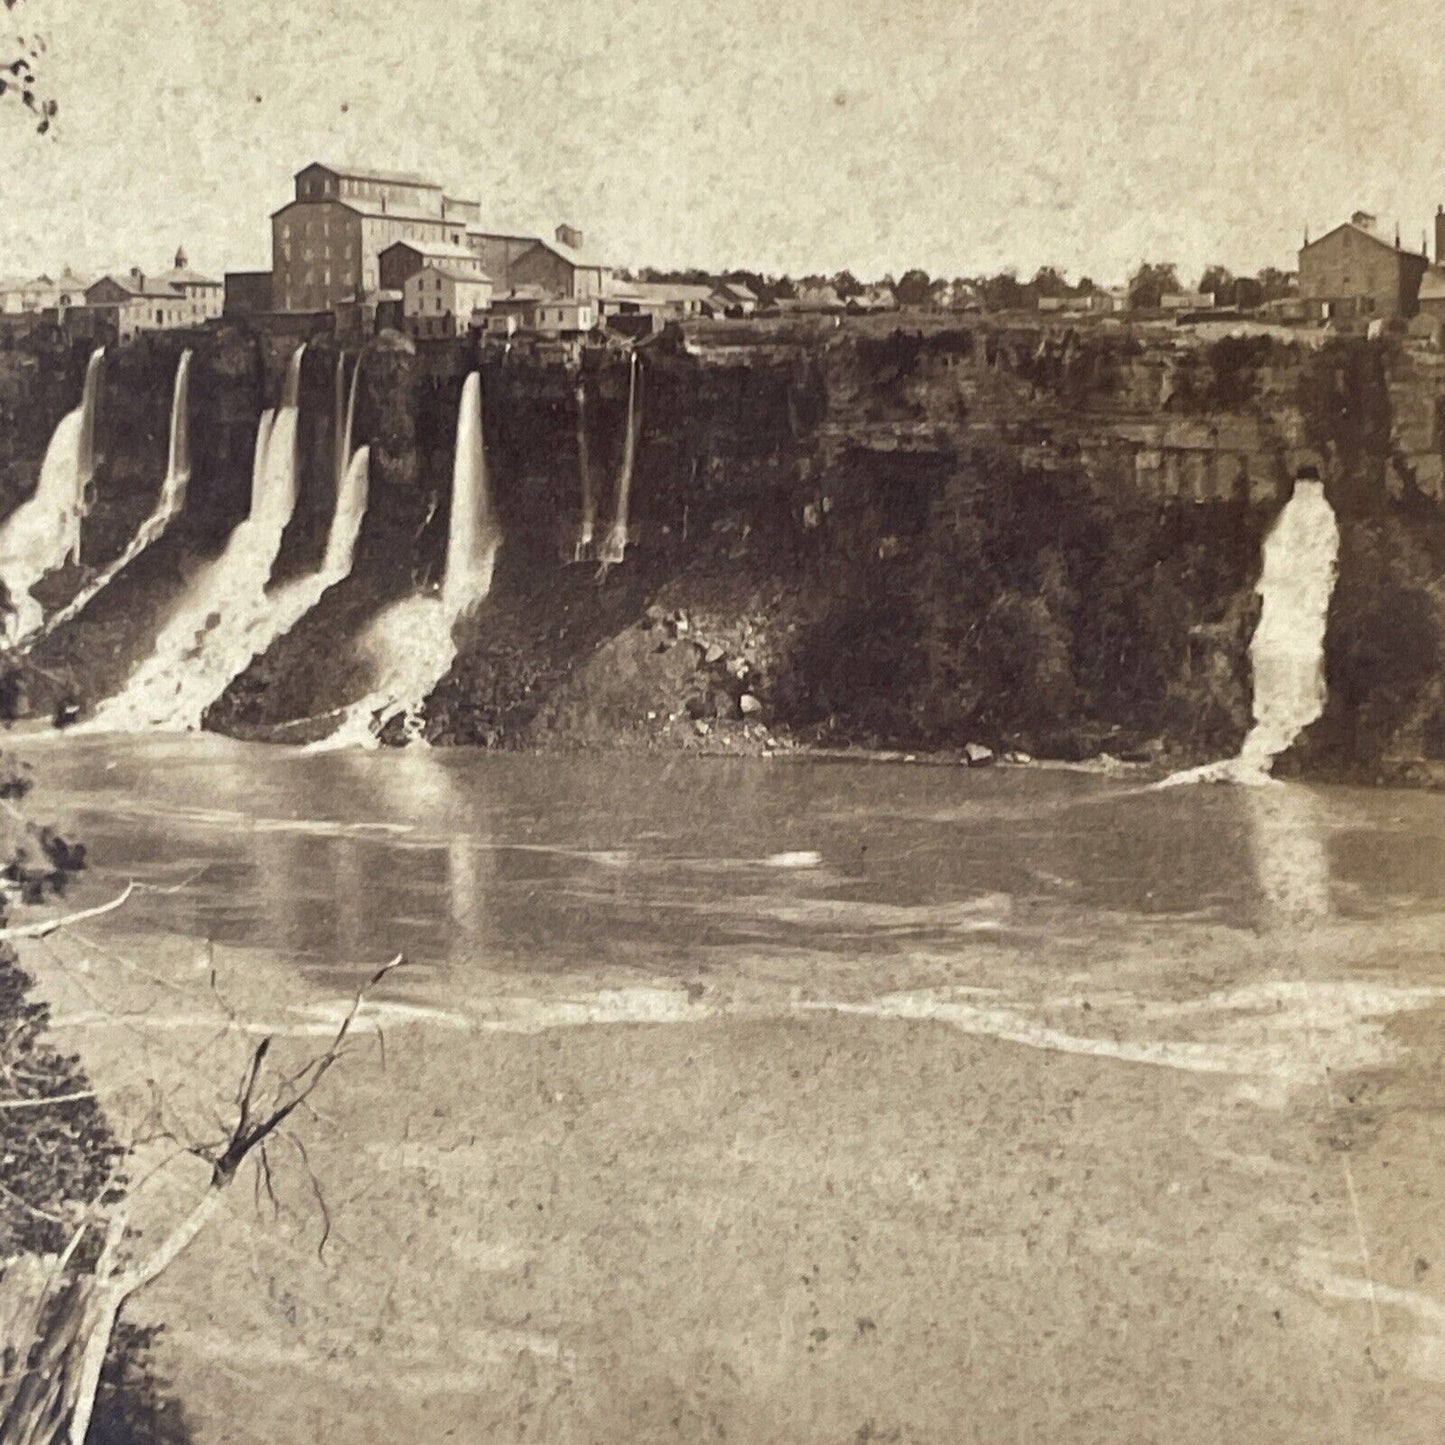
[222,162,760,341]
[0,251,223,341]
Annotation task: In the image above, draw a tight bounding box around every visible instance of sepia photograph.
[0,0,1442,1439]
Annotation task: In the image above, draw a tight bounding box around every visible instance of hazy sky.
[2,0,1443,286]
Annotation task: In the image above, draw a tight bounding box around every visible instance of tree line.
[617,261,1299,313]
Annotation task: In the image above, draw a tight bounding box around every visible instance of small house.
[403,264,494,338]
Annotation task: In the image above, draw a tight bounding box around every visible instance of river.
[17,735,1445,1442]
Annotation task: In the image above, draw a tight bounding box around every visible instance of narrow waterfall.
[31,349,193,644]
[1238,481,1340,768]
[314,371,499,749]
[325,354,366,575]
[89,346,307,731]
[599,351,640,565]
[75,348,102,521]
[1162,479,1341,786]
[442,372,497,614]
[0,347,104,640]
[333,353,347,496]
[574,377,594,561]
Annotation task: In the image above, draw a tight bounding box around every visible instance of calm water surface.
[20,733,1445,975]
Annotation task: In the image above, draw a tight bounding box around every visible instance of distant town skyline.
[3,0,1445,285]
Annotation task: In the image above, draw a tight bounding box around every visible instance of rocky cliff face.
[5,317,1445,776]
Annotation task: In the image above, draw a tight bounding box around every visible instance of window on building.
[155,308,163,324]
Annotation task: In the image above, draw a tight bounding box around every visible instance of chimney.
[556,223,583,251]
[129,266,144,286]
[1352,210,1377,232]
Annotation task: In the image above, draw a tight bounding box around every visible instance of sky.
[1,0,1443,287]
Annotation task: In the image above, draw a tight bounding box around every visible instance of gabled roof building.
[1298,213,1429,321]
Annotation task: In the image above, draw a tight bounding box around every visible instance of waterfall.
[333,354,347,497]
[96,350,371,732]
[335,352,362,510]
[31,349,193,645]
[75,348,102,525]
[1162,479,1340,786]
[574,377,594,561]
[0,347,104,640]
[325,353,366,575]
[313,371,499,749]
[599,351,640,565]
[88,345,308,731]
[442,372,496,614]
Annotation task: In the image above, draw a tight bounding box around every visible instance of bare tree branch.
[0,883,135,941]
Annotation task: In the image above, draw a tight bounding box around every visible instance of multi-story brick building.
[1298,212,1428,321]
[270,163,482,312]
[270,163,612,322]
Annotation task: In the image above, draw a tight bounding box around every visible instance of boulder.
[739,693,763,716]
[964,742,995,767]
[712,690,741,721]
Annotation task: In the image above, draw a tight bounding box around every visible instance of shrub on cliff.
[1203,336,1273,411]
[1298,339,1394,514]
[1310,518,1444,766]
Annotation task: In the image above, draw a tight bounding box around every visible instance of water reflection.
[1245,785,1332,929]
[21,736,1445,987]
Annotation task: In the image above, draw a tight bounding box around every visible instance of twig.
[0,882,134,941]
[0,1089,96,1110]
[286,1132,331,1261]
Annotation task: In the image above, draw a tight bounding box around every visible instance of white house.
[403,264,494,338]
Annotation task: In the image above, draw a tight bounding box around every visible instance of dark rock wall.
[6,319,1445,771]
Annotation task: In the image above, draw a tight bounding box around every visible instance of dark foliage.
[783,445,1261,754]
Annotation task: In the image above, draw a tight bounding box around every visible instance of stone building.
[1298,212,1428,321]
[85,268,195,341]
[463,230,538,292]
[509,226,610,301]
[154,248,223,323]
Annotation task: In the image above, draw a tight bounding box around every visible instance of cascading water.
[333,354,347,496]
[88,345,308,731]
[314,370,498,749]
[325,354,365,576]
[574,377,594,561]
[31,349,193,644]
[0,347,104,640]
[599,351,640,565]
[1162,479,1340,786]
